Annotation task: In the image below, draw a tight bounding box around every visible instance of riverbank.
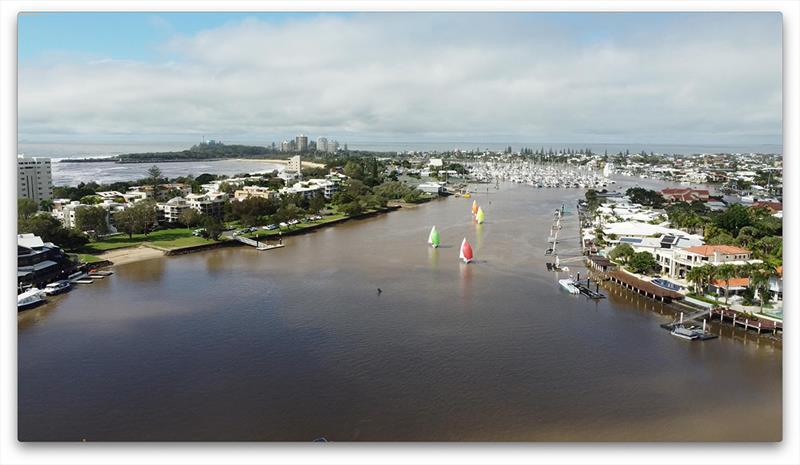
[93,246,165,266]
[85,205,409,267]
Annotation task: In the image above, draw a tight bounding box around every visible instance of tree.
[201,215,224,240]
[714,203,752,237]
[179,208,203,228]
[340,201,363,216]
[147,165,163,200]
[114,201,158,238]
[18,198,38,219]
[75,206,109,238]
[715,264,737,306]
[147,165,163,184]
[625,187,665,208]
[309,193,326,214]
[39,199,54,212]
[609,243,635,264]
[686,267,706,295]
[113,208,138,239]
[80,195,102,205]
[627,251,657,275]
[18,214,88,250]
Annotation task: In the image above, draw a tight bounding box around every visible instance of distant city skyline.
[18,12,782,146]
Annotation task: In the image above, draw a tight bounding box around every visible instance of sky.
[17,12,783,146]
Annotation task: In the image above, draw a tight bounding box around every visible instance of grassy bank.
[80,228,220,255]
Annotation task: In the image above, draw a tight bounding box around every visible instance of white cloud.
[18,13,782,145]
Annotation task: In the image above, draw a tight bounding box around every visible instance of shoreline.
[94,245,165,266]
[237,158,327,169]
[89,205,408,267]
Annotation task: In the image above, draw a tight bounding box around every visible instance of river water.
[17,181,781,441]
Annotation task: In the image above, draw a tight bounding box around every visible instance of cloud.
[18,13,782,145]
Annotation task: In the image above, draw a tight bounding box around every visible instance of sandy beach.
[242,158,327,169]
[97,246,165,266]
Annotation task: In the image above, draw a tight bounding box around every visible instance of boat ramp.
[234,236,286,251]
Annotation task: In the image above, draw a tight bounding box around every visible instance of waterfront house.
[17,233,77,290]
[418,182,445,195]
[664,245,760,280]
[660,188,710,203]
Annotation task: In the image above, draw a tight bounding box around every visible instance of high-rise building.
[287,155,302,173]
[295,134,308,153]
[328,140,339,153]
[17,155,53,202]
[316,137,328,153]
[281,140,291,152]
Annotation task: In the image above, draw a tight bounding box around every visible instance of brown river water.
[18,180,781,441]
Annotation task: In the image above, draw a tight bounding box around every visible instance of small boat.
[670,325,700,340]
[471,199,478,215]
[459,238,474,264]
[18,288,45,311]
[476,207,485,224]
[559,278,580,294]
[428,225,440,248]
[463,192,471,199]
[44,280,72,296]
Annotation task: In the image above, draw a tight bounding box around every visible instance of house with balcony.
[664,245,761,280]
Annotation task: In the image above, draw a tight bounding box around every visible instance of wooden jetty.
[606,271,683,303]
[711,307,782,334]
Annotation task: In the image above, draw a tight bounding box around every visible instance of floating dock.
[573,280,605,299]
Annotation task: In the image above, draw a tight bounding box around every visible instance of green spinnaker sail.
[428,226,440,247]
[476,207,485,224]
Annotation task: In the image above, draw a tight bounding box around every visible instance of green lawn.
[77,253,103,263]
[81,228,221,254]
[242,213,349,239]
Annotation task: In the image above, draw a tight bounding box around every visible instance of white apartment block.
[18,155,53,202]
[233,185,278,202]
[287,155,302,173]
[185,192,228,219]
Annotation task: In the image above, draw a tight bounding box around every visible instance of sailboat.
[476,207,485,224]
[471,199,478,215]
[428,226,440,248]
[459,238,474,264]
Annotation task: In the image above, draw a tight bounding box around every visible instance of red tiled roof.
[712,277,750,287]
[752,201,783,211]
[684,245,751,256]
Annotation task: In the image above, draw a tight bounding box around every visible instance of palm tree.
[716,264,737,307]
[748,268,769,313]
[699,264,717,301]
[686,267,705,295]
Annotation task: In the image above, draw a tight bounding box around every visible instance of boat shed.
[587,255,618,273]
[607,271,684,303]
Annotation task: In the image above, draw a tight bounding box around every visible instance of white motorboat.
[18,288,45,311]
[44,280,72,296]
[559,278,580,294]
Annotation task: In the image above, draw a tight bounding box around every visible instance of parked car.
[279,222,288,228]
[264,224,278,230]
[288,219,300,225]
[192,228,206,236]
